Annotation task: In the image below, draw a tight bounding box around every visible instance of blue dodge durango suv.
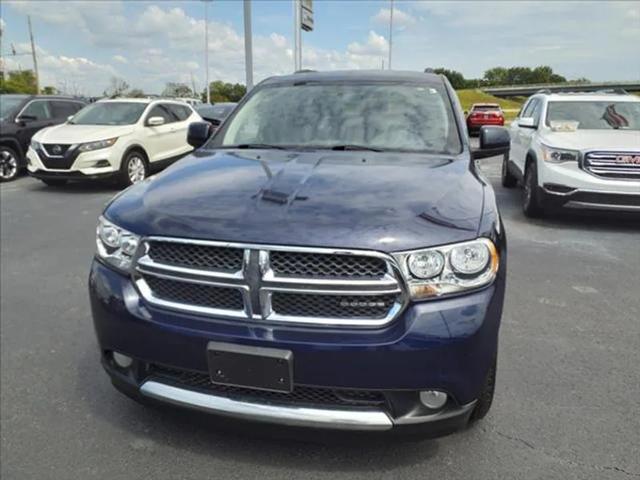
[89,70,510,436]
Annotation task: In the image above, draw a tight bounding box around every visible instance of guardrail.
[483,81,640,98]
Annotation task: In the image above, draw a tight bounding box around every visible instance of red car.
[466,103,504,135]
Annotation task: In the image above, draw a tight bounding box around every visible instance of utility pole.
[190,72,197,97]
[243,0,253,90]
[293,1,300,71]
[203,0,212,103]
[388,0,394,70]
[28,15,39,93]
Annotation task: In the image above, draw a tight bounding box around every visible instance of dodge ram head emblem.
[615,155,640,165]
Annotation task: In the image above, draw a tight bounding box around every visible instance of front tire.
[470,356,496,422]
[501,155,517,188]
[0,146,20,182]
[119,151,148,187]
[523,162,544,217]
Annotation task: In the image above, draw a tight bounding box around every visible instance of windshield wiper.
[226,143,289,150]
[328,144,384,152]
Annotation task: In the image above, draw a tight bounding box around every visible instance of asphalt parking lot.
[1,154,639,480]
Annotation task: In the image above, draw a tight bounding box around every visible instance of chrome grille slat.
[133,238,406,327]
[583,151,640,179]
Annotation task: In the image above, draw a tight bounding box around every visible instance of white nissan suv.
[27,98,201,187]
[503,90,640,217]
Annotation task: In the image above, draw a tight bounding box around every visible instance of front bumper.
[26,146,121,179]
[538,161,640,212]
[90,258,504,432]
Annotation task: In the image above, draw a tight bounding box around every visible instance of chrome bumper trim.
[566,201,640,212]
[140,380,394,430]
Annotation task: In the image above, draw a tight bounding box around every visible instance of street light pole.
[388,0,393,70]
[204,0,212,103]
[243,0,253,90]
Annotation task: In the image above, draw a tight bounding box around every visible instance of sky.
[0,0,638,96]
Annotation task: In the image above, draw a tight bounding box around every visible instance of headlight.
[393,238,499,300]
[30,139,41,151]
[78,137,118,152]
[540,144,579,163]
[96,216,141,273]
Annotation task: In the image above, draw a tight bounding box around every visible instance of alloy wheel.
[0,149,18,181]
[127,156,146,184]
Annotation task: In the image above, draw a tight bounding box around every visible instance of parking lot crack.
[485,427,640,477]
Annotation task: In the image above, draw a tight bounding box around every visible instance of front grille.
[271,292,397,319]
[135,239,404,327]
[150,364,386,407]
[147,241,243,272]
[144,275,244,311]
[42,144,71,157]
[270,251,387,279]
[584,151,640,179]
[38,150,75,170]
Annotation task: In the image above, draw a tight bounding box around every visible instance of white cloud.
[347,31,389,57]
[112,55,128,64]
[3,42,117,95]
[372,7,416,28]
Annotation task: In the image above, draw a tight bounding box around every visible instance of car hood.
[105,149,486,253]
[541,129,640,152]
[33,124,135,144]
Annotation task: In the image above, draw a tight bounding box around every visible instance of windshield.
[219,83,461,153]
[70,102,147,125]
[0,95,28,120]
[546,101,640,130]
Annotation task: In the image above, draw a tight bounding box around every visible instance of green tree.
[127,88,146,98]
[162,82,194,98]
[202,81,247,103]
[103,76,130,97]
[0,70,38,94]
[432,68,466,89]
[41,86,58,95]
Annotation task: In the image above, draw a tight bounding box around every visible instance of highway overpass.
[483,81,640,98]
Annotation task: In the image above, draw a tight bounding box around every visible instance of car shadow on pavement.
[76,349,441,473]
[22,178,123,194]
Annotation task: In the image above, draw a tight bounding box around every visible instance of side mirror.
[472,126,510,160]
[187,121,212,149]
[67,115,74,122]
[147,116,165,126]
[15,114,37,124]
[518,117,537,129]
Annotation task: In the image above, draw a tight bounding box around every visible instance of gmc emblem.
[615,155,640,165]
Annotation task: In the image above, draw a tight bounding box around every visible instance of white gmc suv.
[27,98,201,187]
[503,90,640,217]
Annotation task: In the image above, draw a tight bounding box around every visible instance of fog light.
[419,390,448,409]
[112,352,133,369]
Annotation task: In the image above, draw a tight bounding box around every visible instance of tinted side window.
[147,104,178,124]
[521,98,539,118]
[21,101,52,120]
[166,104,192,121]
[530,101,543,125]
[50,101,84,118]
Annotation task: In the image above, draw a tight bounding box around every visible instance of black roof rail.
[536,89,552,94]
[294,69,316,74]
